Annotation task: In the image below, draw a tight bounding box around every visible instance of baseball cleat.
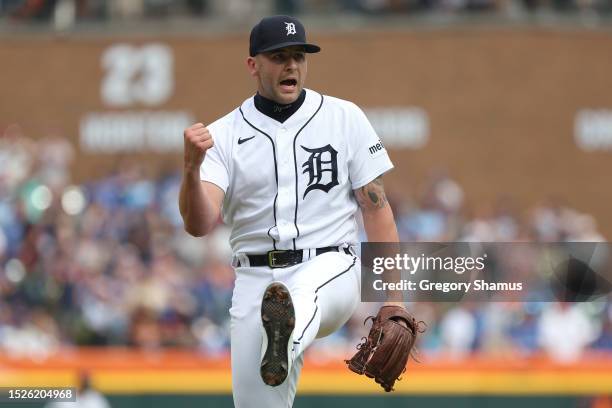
[260,282,295,386]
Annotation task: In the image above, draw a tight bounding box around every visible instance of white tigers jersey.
[200,88,393,254]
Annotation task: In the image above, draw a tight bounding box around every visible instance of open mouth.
[279,79,297,91]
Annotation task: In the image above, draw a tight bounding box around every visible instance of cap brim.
[257,42,321,54]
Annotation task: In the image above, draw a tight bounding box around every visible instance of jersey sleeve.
[347,103,394,189]
[200,119,231,193]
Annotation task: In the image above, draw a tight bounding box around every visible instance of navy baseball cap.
[249,15,321,57]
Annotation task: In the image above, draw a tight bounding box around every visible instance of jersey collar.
[242,88,322,131]
[254,90,306,124]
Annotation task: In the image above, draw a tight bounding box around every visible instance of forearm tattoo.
[355,177,388,210]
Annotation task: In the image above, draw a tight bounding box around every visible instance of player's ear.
[246,56,258,77]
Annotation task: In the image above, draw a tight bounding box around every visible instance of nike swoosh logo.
[238,135,256,145]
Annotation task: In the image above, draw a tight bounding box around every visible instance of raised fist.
[183,123,214,171]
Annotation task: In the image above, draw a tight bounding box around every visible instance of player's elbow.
[183,219,214,237]
[184,224,205,237]
[360,204,392,221]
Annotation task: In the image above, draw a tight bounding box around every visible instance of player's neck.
[254,90,306,123]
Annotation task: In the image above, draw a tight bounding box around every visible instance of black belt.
[245,246,352,268]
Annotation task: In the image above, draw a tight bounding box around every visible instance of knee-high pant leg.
[230,252,360,408]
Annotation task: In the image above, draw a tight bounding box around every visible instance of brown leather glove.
[345,305,424,392]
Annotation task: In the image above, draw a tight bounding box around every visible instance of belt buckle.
[267,250,289,268]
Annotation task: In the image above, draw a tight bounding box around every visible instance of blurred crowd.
[1,0,611,28]
[0,124,610,364]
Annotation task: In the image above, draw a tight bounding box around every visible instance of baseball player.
[179,15,408,408]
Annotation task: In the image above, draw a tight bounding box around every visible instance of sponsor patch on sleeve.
[368,139,387,158]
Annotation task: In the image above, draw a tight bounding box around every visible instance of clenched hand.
[184,123,214,171]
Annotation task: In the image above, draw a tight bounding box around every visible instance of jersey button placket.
[280,128,288,165]
[275,126,297,246]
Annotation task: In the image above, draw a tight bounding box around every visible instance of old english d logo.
[301,144,339,198]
